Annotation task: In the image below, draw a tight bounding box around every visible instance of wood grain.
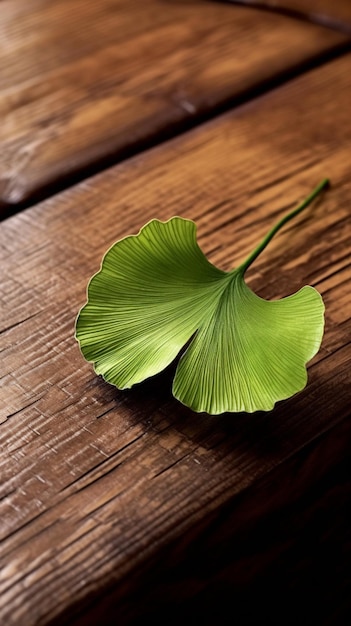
[62,416,350,626]
[0,0,349,209]
[1,53,351,625]
[222,0,351,32]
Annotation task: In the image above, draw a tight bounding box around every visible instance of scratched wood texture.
[223,0,351,31]
[84,417,350,626]
[1,52,351,625]
[0,0,349,210]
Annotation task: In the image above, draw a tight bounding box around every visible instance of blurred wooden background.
[0,1,350,625]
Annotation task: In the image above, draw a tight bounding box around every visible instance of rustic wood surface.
[0,0,349,210]
[72,416,350,626]
[222,0,351,31]
[1,43,350,625]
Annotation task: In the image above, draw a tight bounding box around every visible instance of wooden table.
[0,1,350,625]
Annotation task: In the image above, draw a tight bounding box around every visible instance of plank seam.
[1,40,351,220]
[213,0,351,35]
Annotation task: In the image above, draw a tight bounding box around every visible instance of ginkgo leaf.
[76,179,328,414]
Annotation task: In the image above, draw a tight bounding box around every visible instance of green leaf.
[76,180,328,414]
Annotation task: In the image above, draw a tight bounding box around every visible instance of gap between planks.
[214,0,351,35]
[1,39,351,220]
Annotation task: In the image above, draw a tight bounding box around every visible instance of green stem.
[237,178,329,275]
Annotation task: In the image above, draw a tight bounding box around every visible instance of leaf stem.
[237,178,329,274]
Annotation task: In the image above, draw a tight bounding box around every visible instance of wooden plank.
[77,417,350,626]
[1,53,351,625]
[222,0,351,31]
[0,0,349,209]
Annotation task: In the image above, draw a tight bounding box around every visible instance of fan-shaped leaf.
[76,180,328,414]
